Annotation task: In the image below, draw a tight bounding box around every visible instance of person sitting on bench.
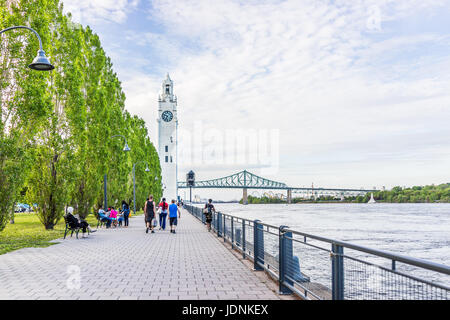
[109,207,118,227]
[66,207,96,235]
[98,206,112,228]
[118,210,124,227]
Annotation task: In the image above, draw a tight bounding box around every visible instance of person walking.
[158,198,168,230]
[122,200,130,227]
[144,195,156,233]
[203,199,215,232]
[169,199,181,234]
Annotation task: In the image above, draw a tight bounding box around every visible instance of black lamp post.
[133,160,150,215]
[0,26,54,71]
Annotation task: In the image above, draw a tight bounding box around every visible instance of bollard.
[332,244,345,300]
[279,226,293,294]
[253,220,264,271]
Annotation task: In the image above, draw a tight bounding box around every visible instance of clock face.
[161,110,173,122]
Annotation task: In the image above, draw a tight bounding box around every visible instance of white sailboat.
[368,193,376,204]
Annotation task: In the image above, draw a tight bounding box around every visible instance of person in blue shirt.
[168,199,181,234]
[98,206,113,228]
[121,200,130,227]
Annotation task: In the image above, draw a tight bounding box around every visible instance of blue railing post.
[231,217,234,249]
[253,220,264,271]
[223,215,226,242]
[332,244,345,300]
[217,212,222,237]
[279,226,293,294]
[242,220,246,259]
[236,228,241,247]
[202,207,206,224]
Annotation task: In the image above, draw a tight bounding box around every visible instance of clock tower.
[158,73,178,202]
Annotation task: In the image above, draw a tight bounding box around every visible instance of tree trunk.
[45,223,55,230]
[9,202,15,224]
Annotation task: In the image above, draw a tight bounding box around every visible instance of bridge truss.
[177,170,375,195]
[178,170,288,190]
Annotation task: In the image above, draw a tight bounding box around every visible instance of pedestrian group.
[67,194,216,237]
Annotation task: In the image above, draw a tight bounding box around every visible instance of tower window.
[170,156,173,163]
[165,156,168,163]
[165,145,168,152]
[165,85,170,94]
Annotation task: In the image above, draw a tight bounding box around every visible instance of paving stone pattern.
[0,209,279,300]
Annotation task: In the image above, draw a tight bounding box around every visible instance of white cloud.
[62,0,140,24]
[137,0,450,191]
[62,0,450,194]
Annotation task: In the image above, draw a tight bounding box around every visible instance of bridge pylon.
[287,189,292,204]
[243,188,248,205]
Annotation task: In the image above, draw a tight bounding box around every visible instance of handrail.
[283,228,450,275]
[185,204,450,299]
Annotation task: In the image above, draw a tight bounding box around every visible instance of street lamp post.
[104,135,130,210]
[0,26,54,71]
[133,160,150,215]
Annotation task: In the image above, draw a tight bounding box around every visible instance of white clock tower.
[158,74,178,202]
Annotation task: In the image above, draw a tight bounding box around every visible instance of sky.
[62,0,450,201]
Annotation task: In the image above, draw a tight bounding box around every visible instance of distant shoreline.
[190,201,449,205]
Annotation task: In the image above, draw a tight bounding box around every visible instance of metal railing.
[185,204,450,300]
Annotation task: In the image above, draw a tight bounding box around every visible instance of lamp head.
[145,165,150,172]
[123,142,131,152]
[28,50,54,71]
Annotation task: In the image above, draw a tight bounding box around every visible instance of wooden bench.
[63,216,90,239]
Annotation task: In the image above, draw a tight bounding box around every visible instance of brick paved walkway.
[0,209,279,300]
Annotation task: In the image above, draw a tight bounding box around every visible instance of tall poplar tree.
[1,0,162,230]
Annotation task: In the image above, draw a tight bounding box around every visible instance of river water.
[204,202,450,295]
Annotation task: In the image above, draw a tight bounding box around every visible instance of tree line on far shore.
[240,183,450,204]
[0,0,162,231]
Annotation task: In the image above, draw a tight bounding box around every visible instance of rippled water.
[206,203,450,295]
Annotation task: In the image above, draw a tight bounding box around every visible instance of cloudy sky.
[62,0,450,200]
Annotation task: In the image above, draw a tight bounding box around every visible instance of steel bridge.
[177,170,376,204]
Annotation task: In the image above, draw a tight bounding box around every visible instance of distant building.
[157,74,178,202]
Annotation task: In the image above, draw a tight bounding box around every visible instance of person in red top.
[158,198,168,230]
[109,207,118,228]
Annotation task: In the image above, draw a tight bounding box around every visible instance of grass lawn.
[0,211,143,255]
